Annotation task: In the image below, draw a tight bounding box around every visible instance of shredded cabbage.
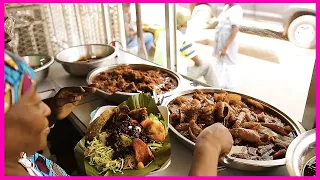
[85,137,124,174]
[147,142,163,152]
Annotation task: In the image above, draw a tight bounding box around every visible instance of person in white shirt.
[213,3,243,90]
[153,12,219,87]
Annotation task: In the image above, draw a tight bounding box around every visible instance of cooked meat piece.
[241,122,262,130]
[116,78,126,89]
[192,93,201,101]
[216,102,225,121]
[205,94,215,104]
[273,149,286,159]
[169,113,179,125]
[193,91,205,101]
[258,126,279,142]
[132,138,154,165]
[180,103,192,113]
[229,128,262,144]
[125,82,138,92]
[141,119,166,142]
[261,123,289,136]
[258,144,274,155]
[180,131,189,138]
[284,125,293,134]
[189,120,203,136]
[184,107,200,123]
[92,65,177,94]
[214,91,228,102]
[191,99,202,108]
[136,83,153,93]
[245,98,264,110]
[128,108,148,122]
[226,93,242,103]
[194,89,204,94]
[180,112,186,123]
[231,153,249,159]
[257,112,267,122]
[188,127,197,142]
[172,96,188,106]
[246,111,258,122]
[228,115,237,124]
[175,123,189,132]
[85,109,114,141]
[233,112,246,128]
[265,116,283,124]
[202,105,215,115]
[274,135,293,149]
[169,104,180,114]
[261,149,274,160]
[247,147,258,156]
[168,89,297,162]
[199,114,215,125]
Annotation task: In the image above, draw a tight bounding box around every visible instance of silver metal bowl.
[55,44,117,76]
[22,55,54,83]
[162,87,306,171]
[87,64,183,104]
[286,129,316,176]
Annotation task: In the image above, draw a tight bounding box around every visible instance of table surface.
[37,50,291,176]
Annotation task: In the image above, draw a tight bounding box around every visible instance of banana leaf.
[75,93,171,176]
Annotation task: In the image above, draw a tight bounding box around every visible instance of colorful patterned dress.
[5,50,69,176]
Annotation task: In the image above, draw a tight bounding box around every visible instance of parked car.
[187,3,316,49]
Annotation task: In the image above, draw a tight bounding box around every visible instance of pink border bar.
[1,0,318,179]
[2,1,319,3]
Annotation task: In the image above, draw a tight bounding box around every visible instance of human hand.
[189,123,233,176]
[196,123,233,155]
[49,86,96,120]
[220,48,227,57]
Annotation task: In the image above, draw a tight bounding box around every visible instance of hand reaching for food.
[49,86,96,120]
[189,123,233,176]
[197,123,233,155]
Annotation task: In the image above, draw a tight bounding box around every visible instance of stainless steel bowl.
[55,44,117,76]
[22,55,54,83]
[286,129,316,176]
[162,87,306,171]
[87,64,183,104]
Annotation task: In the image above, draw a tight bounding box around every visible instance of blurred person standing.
[123,3,154,55]
[154,12,219,87]
[213,3,243,90]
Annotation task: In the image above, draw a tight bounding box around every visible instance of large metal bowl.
[162,87,306,171]
[55,44,117,76]
[22,55,54,83]
[286,129,316,176]
[87,64,183,104]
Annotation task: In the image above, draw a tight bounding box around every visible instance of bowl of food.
[55,44,117,76]
[162,87,305,171]
[87,64,183,104]
[286,129,315,176]
[74,93,171,176]
[22,55,54,83]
